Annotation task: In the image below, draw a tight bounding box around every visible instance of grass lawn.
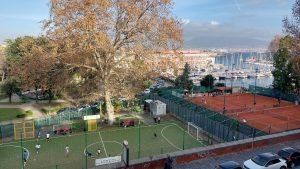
[0,122,208,169]
[0,108,25,122]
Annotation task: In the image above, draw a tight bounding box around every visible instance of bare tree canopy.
[268,35,282,55]
[44,0,182,123]
[283,0,300,58]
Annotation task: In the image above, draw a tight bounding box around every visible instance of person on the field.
[86,150,92,157]
[96,148,101,156]
[35,143,41,154]
[157,116,161,124]
[46,133,50,142]
[154,132,157,137]
[65,145,69,157]
[23,150,29,166]
[37,130,41,140]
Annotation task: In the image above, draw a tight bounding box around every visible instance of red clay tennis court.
[187,93,300,134]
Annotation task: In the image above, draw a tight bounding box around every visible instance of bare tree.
[283,0,300,93]
[268,35,282,55]
[44,0,182,124]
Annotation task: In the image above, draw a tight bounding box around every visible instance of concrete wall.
[94,129,300,169]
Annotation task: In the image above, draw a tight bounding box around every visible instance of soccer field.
[0,122,207,169]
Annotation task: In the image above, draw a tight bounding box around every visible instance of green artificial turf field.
[0,122,207,169]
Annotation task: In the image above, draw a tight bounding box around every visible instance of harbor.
[189,52,274,88]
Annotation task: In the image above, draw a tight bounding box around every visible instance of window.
[252,156,268,166]
[292,152,300,158]
[278,150,291,158]
[266,159,280,166]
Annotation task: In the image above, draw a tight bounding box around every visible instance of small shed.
[150,100,166,116]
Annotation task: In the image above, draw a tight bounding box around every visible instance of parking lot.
[175,140,300,169]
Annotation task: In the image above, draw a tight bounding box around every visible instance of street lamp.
[242,119,256,149]
[253,68,259,111]
[231,64,235,94]
[223,69,228,114]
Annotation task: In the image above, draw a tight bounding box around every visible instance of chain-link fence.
[151,89,267,142]
[35,107,94,128]
[249,85,300,103]
[0,106,94,143]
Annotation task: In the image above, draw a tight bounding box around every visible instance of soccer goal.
[118,117,139,128]
[53,122,73,135]
[187,122,202,141]
[14,120,35,140]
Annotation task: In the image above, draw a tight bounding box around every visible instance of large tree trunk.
[48,89,52,103]
[104,88,115,125]
[35,86,38,104]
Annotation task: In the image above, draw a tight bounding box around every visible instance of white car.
[144,89,150,94]
[243,152,287,169]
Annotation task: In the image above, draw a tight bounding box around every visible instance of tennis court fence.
[249,85,300,103]
[150,90,266,142]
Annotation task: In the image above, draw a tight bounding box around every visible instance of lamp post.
[223,70,228,114]
[231,64,235,94]
[253,68,259,111]
[242,119,255,149]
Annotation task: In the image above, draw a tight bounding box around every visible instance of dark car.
[278,147,300,168]
[215,161,242,169]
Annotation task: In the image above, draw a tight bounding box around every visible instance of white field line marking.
[0,123,176,146]
[83,141,123,159]
[161,124,182,151]
[172,123,206,146]
[98,132,108,157]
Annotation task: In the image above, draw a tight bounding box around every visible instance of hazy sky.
[0,0,294,49]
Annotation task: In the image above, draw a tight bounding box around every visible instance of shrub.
[25,110,33,116]
[132,105,141,114]
[16,113,26,118]
[41,108,48,114]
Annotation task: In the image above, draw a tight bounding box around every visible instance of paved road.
[175,140,300,169]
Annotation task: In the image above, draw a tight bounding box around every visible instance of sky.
[0,0,295,49]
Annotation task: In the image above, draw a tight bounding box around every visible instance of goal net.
[14,120,35,140]
[53,122,73,135]
[187,122,201,140]
[118,117,139,127]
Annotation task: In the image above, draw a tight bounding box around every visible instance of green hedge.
[16,110,33,118]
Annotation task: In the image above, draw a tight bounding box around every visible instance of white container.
[150,100,166,116]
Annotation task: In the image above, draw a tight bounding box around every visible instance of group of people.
[153,116,161,124]
[86,148,101,157]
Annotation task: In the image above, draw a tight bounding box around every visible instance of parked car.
[277,147,300,168]
[144,89,150,94]
[215,161,242,169]
[243,152,287,169]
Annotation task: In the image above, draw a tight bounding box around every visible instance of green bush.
[41,108,48,114]
[132,105,141,114]
[25,110,33,116]
[16,113,26,118]
[112,100,124,112]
